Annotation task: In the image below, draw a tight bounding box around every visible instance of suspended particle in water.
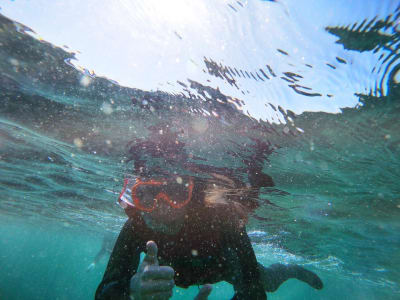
[191,118,208,134]
[9,58,19,66]
[80,75,92,87]
[283,126,290,134]
[191,249,198,256]
[384,134,391,140]
[73,138,83,148]
[176,176,183,184]
[101,102,113,115]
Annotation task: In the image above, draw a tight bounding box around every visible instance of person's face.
[138,182,189,225]
[144,198,187,224]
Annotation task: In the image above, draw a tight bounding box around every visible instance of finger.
[142,266,174,280]
[140,279,175,294]
[194,284,212,300]
[143,241,159,266]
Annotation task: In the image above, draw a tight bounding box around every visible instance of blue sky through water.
[0,0,397,121]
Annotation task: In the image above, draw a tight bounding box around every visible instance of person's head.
[119,125,193,231]
[120,123,262,231]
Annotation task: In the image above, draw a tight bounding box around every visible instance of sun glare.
[119,0,208,27]
[149,0,205,25]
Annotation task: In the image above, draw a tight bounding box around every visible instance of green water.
[1,1,400,299]
[1,217,396,299]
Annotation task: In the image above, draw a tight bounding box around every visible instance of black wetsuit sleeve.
[226,226,266,300]
[95,219,143,300]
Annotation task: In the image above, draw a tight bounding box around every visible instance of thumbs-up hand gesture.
[130,241,175,300]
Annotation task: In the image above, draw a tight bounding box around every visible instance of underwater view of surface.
[0,0,399,299]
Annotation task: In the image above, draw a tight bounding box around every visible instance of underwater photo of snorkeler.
[95,125,323,300]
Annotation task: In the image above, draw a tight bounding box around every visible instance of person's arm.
[225,225,266,300]
[93,240,108,265]
[95,219,143,300]
[87,233,117,272]
[87,248,107,272]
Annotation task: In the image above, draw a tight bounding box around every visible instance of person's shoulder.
[118,217,149,250]
[129,215,148,229]
[122,216,147,237]
[201,205,242,232]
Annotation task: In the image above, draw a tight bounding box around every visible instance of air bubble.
[80,75,91,87]
[101,102,113,115]
[73,138,83,148]
[283,126,290,134]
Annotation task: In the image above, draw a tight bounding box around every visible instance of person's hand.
[86,262,95,272]
[130,241,175,300]
[194,284,212,300]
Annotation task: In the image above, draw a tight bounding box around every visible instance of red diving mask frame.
[118,176,194,212]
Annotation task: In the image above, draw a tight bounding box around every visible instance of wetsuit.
[95,210,266,300]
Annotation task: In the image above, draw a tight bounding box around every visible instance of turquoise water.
[1,1,399,299]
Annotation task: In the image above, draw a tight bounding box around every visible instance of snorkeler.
[95,127,323,299]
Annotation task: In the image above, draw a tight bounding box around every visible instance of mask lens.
[163,177,192,205]
[129,176,193,210]
[134,185,160,209]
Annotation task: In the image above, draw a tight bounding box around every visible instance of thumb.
[143,240,159,266]
[194,284,212,300]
